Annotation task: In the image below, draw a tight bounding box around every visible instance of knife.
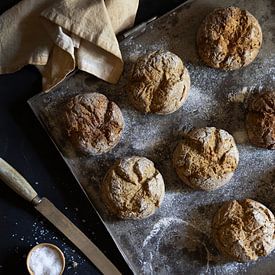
[0,157,121,275]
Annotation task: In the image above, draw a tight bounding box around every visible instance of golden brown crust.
[173,127,239,191]
[212,199,275,262]
[101,156,165,219]
[64,92,124,155]
[245,91,275,149]
[197,6,262,70]
[129,50,190,114]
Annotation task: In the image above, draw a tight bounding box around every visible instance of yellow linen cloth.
[0,0,139,91]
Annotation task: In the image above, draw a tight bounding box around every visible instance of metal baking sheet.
[28,0,275,274]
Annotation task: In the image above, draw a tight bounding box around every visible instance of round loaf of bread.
[64,92,124,155]
[173,127,239,191]
[213,199,275,262]
[197,6,262,70]
[129,50,190,114]
[246,91,275,149]
[101,156,165,219]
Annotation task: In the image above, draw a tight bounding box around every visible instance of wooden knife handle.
[0,158,38,203]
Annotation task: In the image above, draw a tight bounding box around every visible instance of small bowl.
[26,243,65,275]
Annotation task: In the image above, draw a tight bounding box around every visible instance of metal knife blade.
[0,158,121,275]
[35,197,121,275]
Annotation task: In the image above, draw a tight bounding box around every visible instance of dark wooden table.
[0,1,185,274]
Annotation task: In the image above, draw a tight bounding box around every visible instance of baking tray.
[28,0,275,274]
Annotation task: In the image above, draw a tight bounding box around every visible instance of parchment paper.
[28,0,275,274]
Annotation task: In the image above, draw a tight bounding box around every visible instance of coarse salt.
[29,246,63,275]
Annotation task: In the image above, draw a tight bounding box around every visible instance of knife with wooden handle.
[0,157,121,275]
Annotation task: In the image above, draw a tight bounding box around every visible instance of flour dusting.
[28,0,275,274]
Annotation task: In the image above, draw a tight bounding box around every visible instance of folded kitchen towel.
[0,0,139,91]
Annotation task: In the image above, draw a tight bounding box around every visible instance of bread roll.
[197,6,262,70]
[213,199,275,262]
[173,127,239,191]
[64,92,124,155]
[129,50,190,114]
[101,156,165,219]
[246,91,275,149]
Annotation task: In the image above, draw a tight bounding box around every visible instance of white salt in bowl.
[26,243,65,275]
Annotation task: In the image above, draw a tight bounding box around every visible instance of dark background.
[0,1,185,274]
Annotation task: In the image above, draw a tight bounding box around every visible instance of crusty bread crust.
[197,6,262,70]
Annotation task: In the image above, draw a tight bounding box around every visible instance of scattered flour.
[142,217,183,248]
[28,0,275,273]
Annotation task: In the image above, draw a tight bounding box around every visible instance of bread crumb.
[228,87,248,103]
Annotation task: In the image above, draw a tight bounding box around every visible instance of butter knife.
[0,158,121,275]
